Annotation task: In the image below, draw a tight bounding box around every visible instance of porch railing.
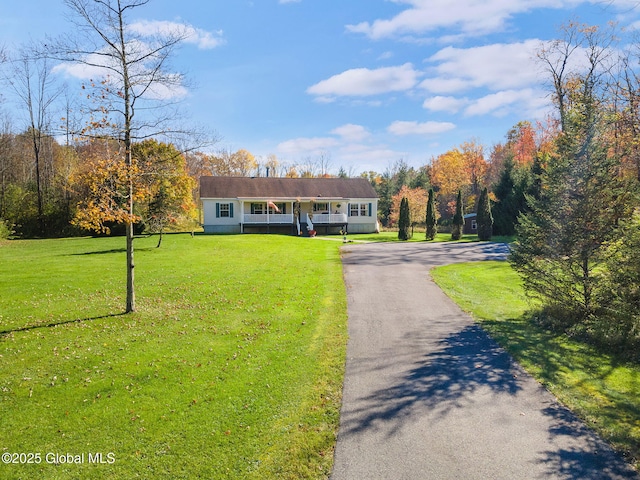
[306,213,348,224]
[243,213,294,224]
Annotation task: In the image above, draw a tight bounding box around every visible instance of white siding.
[202,199,241,232]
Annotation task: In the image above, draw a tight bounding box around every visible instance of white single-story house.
[200,176,379,235]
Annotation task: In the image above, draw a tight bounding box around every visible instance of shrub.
[476,187,493,241]
[398,197,411,240]
[451,190,464,240]
[0,219,13,240]
[425,188,437,240]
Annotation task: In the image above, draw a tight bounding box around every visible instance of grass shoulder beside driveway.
[0,234,347,479]
[431,261,640,471]
[347,230,514,244]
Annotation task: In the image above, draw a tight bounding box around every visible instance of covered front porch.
[239,198,349,235]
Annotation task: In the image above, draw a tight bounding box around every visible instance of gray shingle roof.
[200,176,378,199]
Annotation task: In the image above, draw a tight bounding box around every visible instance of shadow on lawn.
[69,247,154,256]
[0,312,127,335]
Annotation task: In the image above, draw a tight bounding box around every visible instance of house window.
[251,202,285,214]
[219,203,230,217]
[270,203,286,214]
[350,203,372,217]
[216,202,233,218]
[471,219,477,230]
[251,203,266,215]
[313,202,329,213]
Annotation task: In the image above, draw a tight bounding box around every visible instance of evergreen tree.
[528,153,545,202]
[476,187,493,240]
[600,217,640,344]
[510,76,631,320]
[425,188,437,240]
[451,190,464,240]
[492,157,517,235]
[398,196,411,240]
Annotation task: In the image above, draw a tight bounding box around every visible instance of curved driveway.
[331,241,637,480]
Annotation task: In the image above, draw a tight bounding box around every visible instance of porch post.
[240,200,244,233]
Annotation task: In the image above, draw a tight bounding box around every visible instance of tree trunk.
[125,149,135,313]
[126,220,135,313]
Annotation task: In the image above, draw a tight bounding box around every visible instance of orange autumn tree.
[506,121,537,167]
[460,139,488,197]
[389,185,428,235]
[71,148,148,234]
[429,148,467,198]
[429,142,488,217]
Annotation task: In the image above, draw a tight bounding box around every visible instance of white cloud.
[52,39,188,100]
[420,40,542,94]
[423,95,469,113]
[338,144,409,169]
[307,63,419,97]
[346,0,576,40]
[331,124,371,142]
[143,77,189,100]
[463,90,527,116]
[52,54,108,81]
[129,20,225,49]
[387,120,456,136]
[463,88,549,117]
[277,137,340,156]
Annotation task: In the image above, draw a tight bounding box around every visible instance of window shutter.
[368,203,372,216]
[348,204,351,217]
[216,203,220,218]
[230,203,234,218]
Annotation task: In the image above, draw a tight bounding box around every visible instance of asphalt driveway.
[331,241,637,480]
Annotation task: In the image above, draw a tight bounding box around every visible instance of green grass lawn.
[0,234,347,479]
[432,261,640,470]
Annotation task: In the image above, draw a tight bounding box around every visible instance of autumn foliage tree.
[506,121,538,167]
[430,148,467,198]
[389,185,427,235]
[71,148,147,233]
[210,148,257,176]
[132,140,196,247]
[430,142,487,218]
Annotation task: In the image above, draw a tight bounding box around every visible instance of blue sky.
[3,0,640,174]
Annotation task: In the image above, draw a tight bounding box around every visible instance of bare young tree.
[537,21,616,132]
[5,48,62,232]
[45,0,193,313]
